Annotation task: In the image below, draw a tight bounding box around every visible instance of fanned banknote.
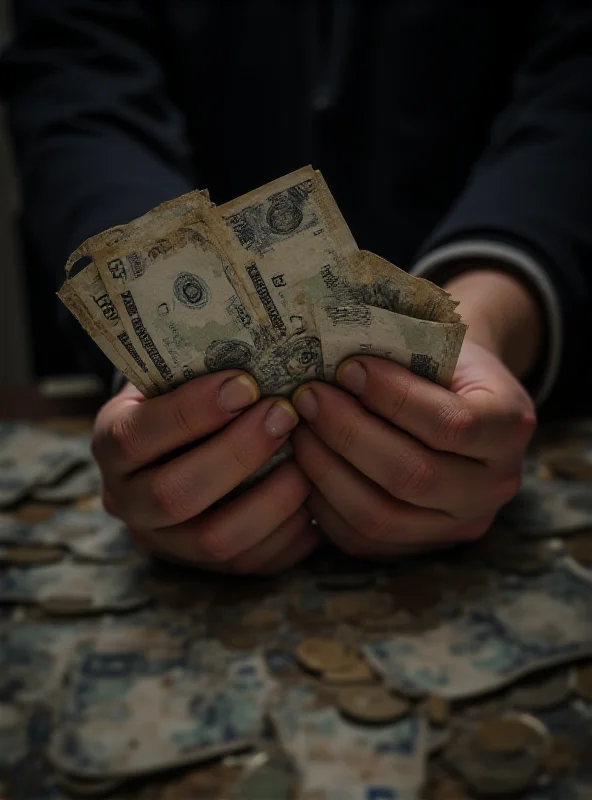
[58,166,467,399]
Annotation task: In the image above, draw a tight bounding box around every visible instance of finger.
[307,489,458,558]
[292,424,492,545]
[106,397,300,529]
[292,383,512,515]
[230,509,315,573]
[93,369,260,475]
[257,524,320,574]
[333,355,533,461]
[129,460,310,563]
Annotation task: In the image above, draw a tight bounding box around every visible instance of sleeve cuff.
[410,239,563,407]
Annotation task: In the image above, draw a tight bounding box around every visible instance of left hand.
[291,341,536,558]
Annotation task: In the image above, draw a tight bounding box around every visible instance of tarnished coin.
[508,669,572,711]
[241,608,283,629]
[426,695,451,727]
[323,656,375,685]
[217,627,261,651]
[484,531,558,575]
[163,764,240,800]
[544,735,576,774]
[12,503,55,523]
[324,591,392,623]
[295,636,351,673]
[75,495,102,511]
[474,715,545,754]
[425,771,467,800]
[564,532,592,567]
[0,545,64,566]
[337,685,409,724]
[574,665,592,701]
[446,713,549,796]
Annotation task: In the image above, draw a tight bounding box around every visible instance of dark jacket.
[2,1,592,412]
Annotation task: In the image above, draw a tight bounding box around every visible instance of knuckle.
[384,373,412,423]
[108,412,144,463]
[197,526,232,564]
[335,413,364,457]
[433,401,478,449]
[171,395,196,439]
[229,435,263,474]
[364,508,399,543]
[147,472,191,523]
[389,452,435,500]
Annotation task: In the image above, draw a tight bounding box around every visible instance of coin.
[295,637,351,673]
[241,608,283,629]
[426,695,450,727]
[564,532,592,567]
[12,504,56,523]
[322,656,375,685]
[474,715,545,754]
[55,775,124,797]
[508,669,572,711]
[0,545,64,566]
[425,769,467,800]
[337,685,409,724]
[324,592,392,623]
[217,627,261,651]
[544,735,576,774]
[574,665,592,701]
[446,714,549,796]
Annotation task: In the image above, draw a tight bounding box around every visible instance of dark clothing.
[2,1,592,412]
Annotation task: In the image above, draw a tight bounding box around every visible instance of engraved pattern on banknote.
[323,305,372,327]
[173,272,211,310]
[246,263,287,336]
[225,180,318,256]
[204,340,256,372]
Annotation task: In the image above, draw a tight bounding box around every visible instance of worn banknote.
[49,625,275,778]
[270,684,427,800]
[0,620,97,702]
[499,477,592,536]
[58,167,467,402]
[0,423,90,507]
[364,565,592,700]
[0,560,148,613]
[32,462,102,503]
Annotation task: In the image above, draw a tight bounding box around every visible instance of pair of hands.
[93,334,536,574]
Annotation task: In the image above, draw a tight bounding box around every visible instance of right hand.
[92,371,318,574]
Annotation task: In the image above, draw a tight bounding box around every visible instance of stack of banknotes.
[57,166,466,397]
[1,419,592,798]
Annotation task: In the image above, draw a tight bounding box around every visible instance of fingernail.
[218,374,259,413]
[264,399,299,438]
[337,358,367,396]
[292,386,318,422]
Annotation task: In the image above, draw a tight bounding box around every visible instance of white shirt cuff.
[410,239,563,407]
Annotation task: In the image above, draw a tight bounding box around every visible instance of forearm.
[442,267,542,380]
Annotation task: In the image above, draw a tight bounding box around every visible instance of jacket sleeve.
[412,0,592,415]
[0,0,194,295]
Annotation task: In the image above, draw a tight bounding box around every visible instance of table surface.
[1,391,591,800]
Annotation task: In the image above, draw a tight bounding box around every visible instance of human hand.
[92,371,318,574]
[291,304,537,558]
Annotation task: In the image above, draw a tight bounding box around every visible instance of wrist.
[442,267,542,378]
